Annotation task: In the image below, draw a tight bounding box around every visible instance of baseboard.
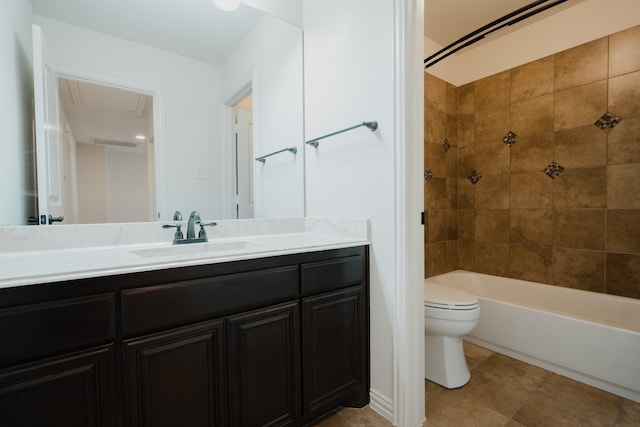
[369,388,394,422]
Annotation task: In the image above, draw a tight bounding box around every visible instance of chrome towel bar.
[255,147,297,163]
[306,121,378,148]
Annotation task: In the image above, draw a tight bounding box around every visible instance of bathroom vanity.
[0,218,370,427]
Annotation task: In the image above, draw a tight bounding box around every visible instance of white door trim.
[392,0,425,425]
[220,70,256,219]
[32,24,53,225]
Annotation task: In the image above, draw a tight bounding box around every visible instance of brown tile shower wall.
[424,25,640,299]
[424,72,459,277]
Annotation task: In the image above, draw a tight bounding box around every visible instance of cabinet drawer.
[0,293,115,366]
[122,265,299,336]
[301,255,364,296]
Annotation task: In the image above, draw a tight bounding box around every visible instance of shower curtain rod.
[424,0,568,68]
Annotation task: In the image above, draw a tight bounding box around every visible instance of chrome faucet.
[163,210,217,244]
[186,211,201,239]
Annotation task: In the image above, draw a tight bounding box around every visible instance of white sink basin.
[131,240,263,258]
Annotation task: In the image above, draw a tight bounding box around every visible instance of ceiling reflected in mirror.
[30,0,263,65]
[59,79,152,153]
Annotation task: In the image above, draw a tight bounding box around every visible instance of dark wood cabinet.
[0,345,114,427]
[124,319,226,427]
[0,246,369,427]
[302,286,368,416]
[227,301,300,427]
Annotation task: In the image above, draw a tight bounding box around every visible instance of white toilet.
[424,281,480,389]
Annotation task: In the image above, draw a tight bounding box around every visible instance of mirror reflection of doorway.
[233,93,254,219]
[58,78,155,224]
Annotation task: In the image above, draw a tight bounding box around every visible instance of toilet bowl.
[424,281,480,389]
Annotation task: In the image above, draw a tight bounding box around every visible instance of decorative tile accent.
[467,170,482,185]
[594,112,621,132]
[443,138,451,152]
[502,131,519,147]
[544,162,565,179]
[424,169,433,182]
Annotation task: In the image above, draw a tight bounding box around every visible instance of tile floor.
[315,341,640,427]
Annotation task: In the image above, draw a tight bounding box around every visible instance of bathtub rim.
[424,269,640,334]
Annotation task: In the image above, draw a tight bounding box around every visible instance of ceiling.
[424,0,537,46]
[30,0,263,65]
[424,0,588,53]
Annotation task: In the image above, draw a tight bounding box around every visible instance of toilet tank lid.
[424,282,478,305]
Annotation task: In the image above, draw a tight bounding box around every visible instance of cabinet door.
[0,344,114,427]
[227,301,300,427]
[124,318,226,427]
[302,286,369,416]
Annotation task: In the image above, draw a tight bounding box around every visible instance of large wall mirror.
[2,0,304,226]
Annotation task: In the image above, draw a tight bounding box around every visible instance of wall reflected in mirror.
[0,0,304,227]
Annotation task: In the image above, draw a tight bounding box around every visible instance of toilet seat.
[424,283,479,311]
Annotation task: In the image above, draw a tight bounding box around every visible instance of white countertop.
[0,218,369,289]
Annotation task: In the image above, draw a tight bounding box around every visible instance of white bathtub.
[425,270,640,402]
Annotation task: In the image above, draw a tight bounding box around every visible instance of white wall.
[58,106,78,223]
[303,2,425,424]
[242,0,302,27]
[0,0,35,225]
[33,16,223,221]
[221,14,304,218]
[425,0,640,86]
[303,0,395,410]
[76,143,108,223]
[106,150,149,223]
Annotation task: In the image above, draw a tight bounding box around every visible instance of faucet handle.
[198,222,218,240]
[162,223,184,241]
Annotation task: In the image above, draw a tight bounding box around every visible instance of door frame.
[220,71,256,219]
[32,24,58,225]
